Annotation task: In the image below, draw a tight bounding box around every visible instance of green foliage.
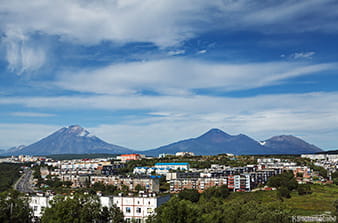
[334,199,338,217]
[297,184,312,195]
[332,171,338,179]
[148,197,201,223]
[148,196,292,223]
[202,185,230,200]
[278,186,291,199]
[0,163,23,192]
[310,165,328,178]
[267,171,298,198]
[333,178,338,185]
[41,193,124,223]
[0,190,32,223]
[178,189,200,203]
[135,184,145,192]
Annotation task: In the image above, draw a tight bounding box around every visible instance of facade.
[101,163,126,175]
[302,154,338,162]
[91,176,160,192]
[29,195,53,218]
[102,195,170,223]
[58,174,90,187]
[117,154,142,163]
[227,174,251,191]
[29,194,170,223]
[154,162,190,170]
[175,152,195,157]
[170,177,229,193]
[133,166,171,175]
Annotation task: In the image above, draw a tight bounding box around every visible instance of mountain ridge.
[1,125,133,156]
[1,126,323,156]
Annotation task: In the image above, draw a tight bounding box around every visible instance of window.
[136,207,141,213]
[147,208,153,213]
[126,207,131,213]
[33,206,38,211]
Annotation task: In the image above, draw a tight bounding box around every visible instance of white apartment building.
[29,195,54,218]
[101,195,170,223]
[154,162,190,170]
[29,194,170,222]
[133,167,170,175]
[302,154,338,162]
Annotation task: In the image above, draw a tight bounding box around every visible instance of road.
[14,168,34,193]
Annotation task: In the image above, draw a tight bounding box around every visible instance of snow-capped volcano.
[63,125,94,137]
[2,125,132,155]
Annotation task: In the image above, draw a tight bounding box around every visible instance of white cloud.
[167,50,185,56]
[290,52,316,60]
[1,92,338,149]
[0,0,337,49]
[3,29,46,74]
[10,112,55,117]
[55,59,337,95]
[197,50,207,54]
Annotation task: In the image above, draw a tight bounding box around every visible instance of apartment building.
[154,162,190,170]
[29,195,54,218]
[170,177,229,193]
[116,154,143,163]
[29,194,170,223]
[91,176,160,192]
[101,194,170,223]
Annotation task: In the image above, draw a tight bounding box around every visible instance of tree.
[278,186,291,199]
[41,193,123,223]
[267,171,298,199]
[100,205,124,223]
[297,184,311,195]
[0,190,32,223]
[93,182,106,192]
[333,178,338,185]
[202,185,229,200]
[147,197,201,223]
[135,184,145,192]
[178,189,200,203]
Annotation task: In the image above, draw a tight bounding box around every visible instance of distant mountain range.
[143,128,322,156]
[1,125,132,156]
[0,125,323,156]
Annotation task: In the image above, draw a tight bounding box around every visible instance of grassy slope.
[224,184,338,216]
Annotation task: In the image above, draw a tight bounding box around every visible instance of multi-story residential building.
[29,194,54,218]
[116,154,143,163]
[133,167,171,175]
[58,174,90,187]
[101,194,170,223]
[154,162,190,170]
[91,176,160,192]
[175,152,195,157]
[227,174,251,191]
[101,163,126,175]
[302,153,338,162]
[29,193,170,223]
[170,177,230,193]
[60,160,111,170]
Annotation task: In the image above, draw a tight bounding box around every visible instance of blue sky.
[1,0,338,151]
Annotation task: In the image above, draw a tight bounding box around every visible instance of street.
[14,168,34,193]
